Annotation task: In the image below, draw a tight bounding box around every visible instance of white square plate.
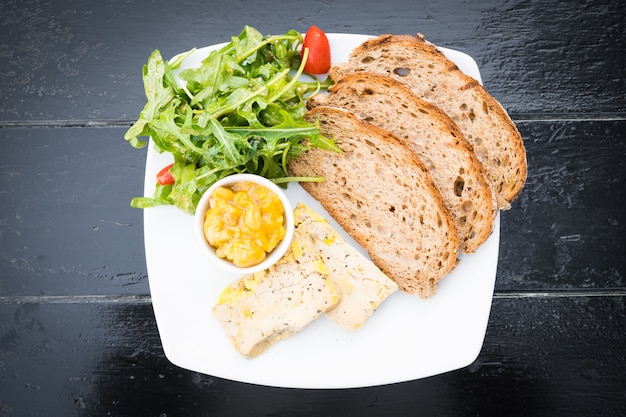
[142,33,499,389]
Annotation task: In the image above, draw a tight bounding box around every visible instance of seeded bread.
[309,72,497,253]
[329,33,527,210]
[288,106,459,298]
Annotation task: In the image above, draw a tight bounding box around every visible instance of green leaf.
[130,183,174,208]
[125,26,338,214]
[124,50,175,148]
[206,116,250,166]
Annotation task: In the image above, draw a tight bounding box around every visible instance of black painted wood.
[0,0,624,122]
[1,0,625,415]
[1,121,623,296]
[498,120,626,291]
[0,127,147,297]
[1,297,624,416]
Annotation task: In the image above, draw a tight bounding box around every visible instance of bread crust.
[309,72,497,253]
[330,33,527,210]
[289,106,459,298]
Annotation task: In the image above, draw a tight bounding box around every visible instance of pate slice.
[213,228,341,358]
[294,204,398,330]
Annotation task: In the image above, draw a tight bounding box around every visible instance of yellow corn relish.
[203,181,286,268]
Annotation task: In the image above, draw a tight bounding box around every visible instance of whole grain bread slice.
[330,34,527,210]
[288,106,459,298]
[309,72,497,253]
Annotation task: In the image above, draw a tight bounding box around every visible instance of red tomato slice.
[156,163,175,185]
[302,26,331,74]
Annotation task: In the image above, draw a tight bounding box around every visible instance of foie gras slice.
[213,226,341,358]
[294,203,398,330]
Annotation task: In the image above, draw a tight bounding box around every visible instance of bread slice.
[293,203,398,330]
[289,106,459,298]
[330,34,527,210]
[213,229,341,357]
[309,72,497,253]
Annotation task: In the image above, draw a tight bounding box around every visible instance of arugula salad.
[125,25,339,214]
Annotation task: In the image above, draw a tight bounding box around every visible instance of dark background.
[1,0,624,416]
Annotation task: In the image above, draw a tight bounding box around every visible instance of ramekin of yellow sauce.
[194,174,294,274]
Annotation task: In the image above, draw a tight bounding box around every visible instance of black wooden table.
[1,1,624,416]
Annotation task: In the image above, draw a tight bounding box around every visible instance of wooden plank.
[1,120,624,296]
[0,296,624,415]
[0,127,148,296]
[497,120,626,291]
[0,0,624,122]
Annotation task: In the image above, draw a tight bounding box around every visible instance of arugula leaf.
[124,25,339,214]
[124,50,175,148]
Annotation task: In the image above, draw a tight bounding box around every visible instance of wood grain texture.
[0,127,148,297]
[2,121,623,296]
[497,120,626,291]
[0,0,624,414]
[0,0,624,122]
[1,297,624,416]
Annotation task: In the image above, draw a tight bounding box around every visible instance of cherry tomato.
[156,163,175,185]
[301,26,331,74]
